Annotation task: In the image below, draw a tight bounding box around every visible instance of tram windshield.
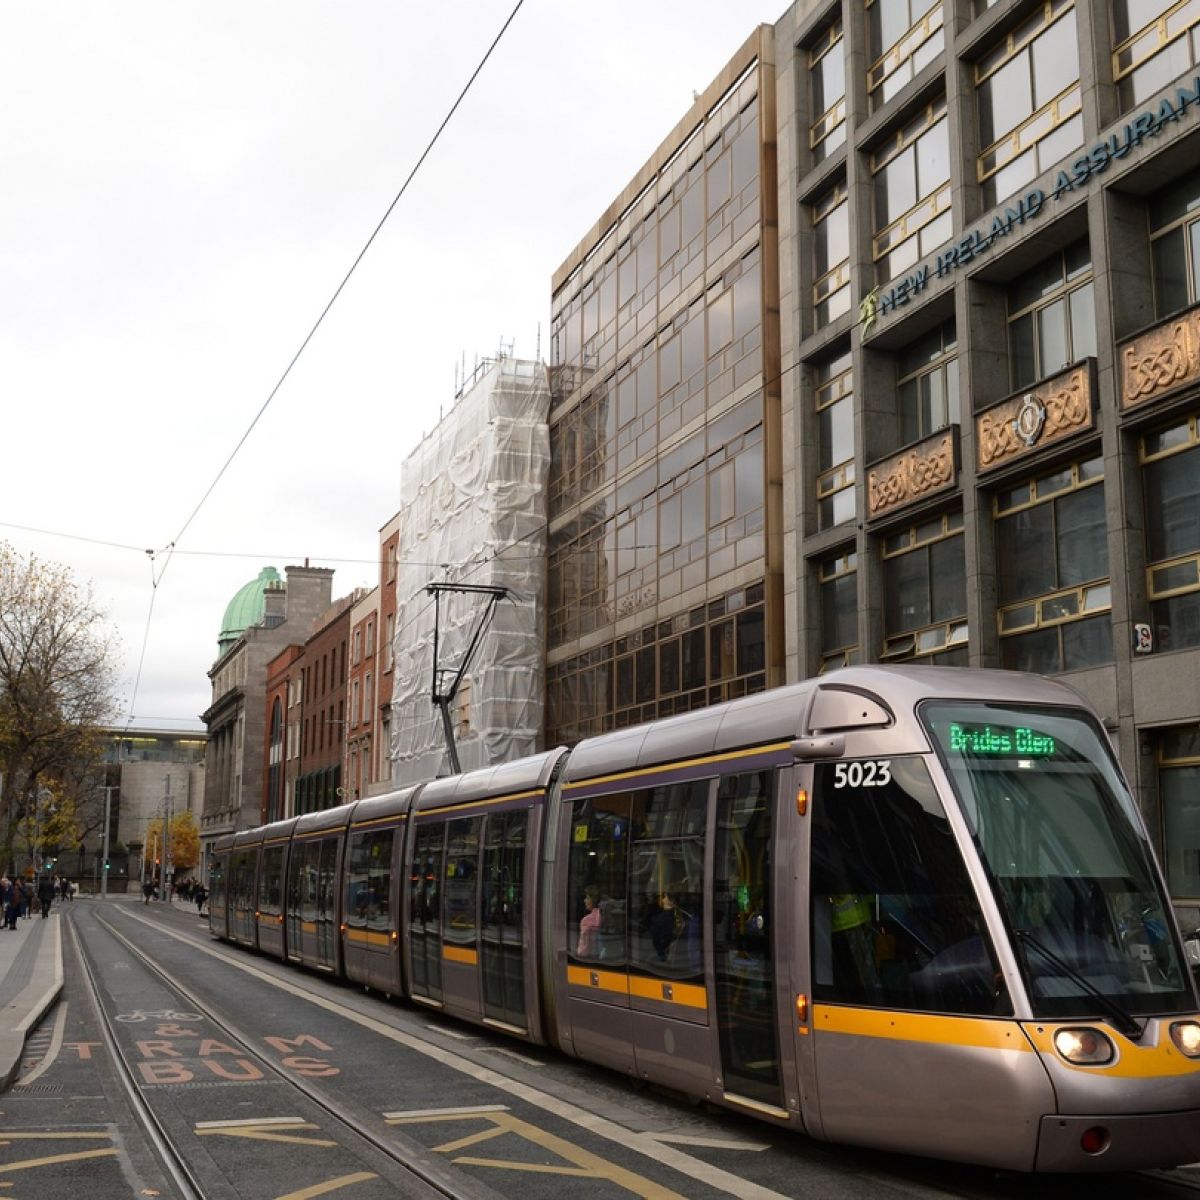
[923,702,1193,1020]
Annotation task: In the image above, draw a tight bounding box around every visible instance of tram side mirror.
[790,734,846,760]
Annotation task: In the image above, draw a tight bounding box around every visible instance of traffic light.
[103,860,110,871]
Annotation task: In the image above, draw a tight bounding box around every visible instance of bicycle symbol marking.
[115,1009,203,1023]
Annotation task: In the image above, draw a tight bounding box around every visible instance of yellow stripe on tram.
[567,965,707,1009]
[814,1004,1034,1052]
[442,944,478,966]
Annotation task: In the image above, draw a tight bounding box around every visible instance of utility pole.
[163,775,173,903]
[100,786,113,899]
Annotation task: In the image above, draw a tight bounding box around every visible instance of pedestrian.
[37,874,54,919]
[142,878,155,905]
[9,879,25,928]
[194,883,207,917]
[19,878,30,919]
[62,875,73,901]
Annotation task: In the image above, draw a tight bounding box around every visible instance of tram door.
[713,769,786,1113]
[480,810,527,1029]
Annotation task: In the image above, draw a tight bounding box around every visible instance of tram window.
[260,846,284,916]
[445,817,481,946]
[347,829,392,931]
[811,757,1010,1016]
[568,793,630,964]
[629,782,707,978]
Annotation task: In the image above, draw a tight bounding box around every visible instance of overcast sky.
[0,1,782,731]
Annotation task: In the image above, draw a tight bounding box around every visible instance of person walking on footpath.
[37,874,54,918]
[142,878,155,905]
[9,878,25,928]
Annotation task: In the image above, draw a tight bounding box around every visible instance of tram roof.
[414,747,568,814]
[562,666,1089,782]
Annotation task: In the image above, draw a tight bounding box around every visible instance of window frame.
[992,456,1113,669]
[975,1,1082,204]
[880,511,969,661]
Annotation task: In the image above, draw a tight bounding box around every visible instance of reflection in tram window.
[629,782,707,978]
[810,757,1009,1015]
[568,793,630,964]
[260,845,284,917]
[346,829,393,932]
[714,770,782,1109]
[410,823,444,1000]
[445,817,481,947]
[481,810,527,1027]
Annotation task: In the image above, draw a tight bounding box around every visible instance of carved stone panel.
[976,362,1094,474]
[867,431,957,520]
[1120,305,1200,411]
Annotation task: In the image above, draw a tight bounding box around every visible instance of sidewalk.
[0,904,64,1090]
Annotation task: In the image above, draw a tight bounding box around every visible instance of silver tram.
[206,666,1200,1172]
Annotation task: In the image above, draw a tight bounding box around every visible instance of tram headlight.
[1052,1027,1115,1065]
[1170,1020,1200,1058]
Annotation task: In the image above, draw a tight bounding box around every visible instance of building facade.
[346,585,380,802]
[294,594,354,813]
[773,0,1200,916]
[392,356,551,783]
[546,27,785,746]
[201,565,333,867]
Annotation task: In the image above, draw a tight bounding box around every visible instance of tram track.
[58,904,1200,1200]
[73,908,494,1200]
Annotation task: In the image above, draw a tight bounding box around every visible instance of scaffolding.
[391,357,551,783]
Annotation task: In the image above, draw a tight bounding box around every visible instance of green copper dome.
[218,566,282,653]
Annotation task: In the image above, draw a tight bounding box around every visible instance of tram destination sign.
[861,75,1200,331]
[947,723,1057,758]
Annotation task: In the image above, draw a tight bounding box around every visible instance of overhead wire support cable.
[119,0,526,723]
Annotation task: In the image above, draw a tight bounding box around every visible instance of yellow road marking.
[0,1147,117,1171]
[272,1173,378,1199]
[196,1120,336,1146]
[389,1109,687,1199]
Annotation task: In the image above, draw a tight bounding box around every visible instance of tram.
[207,666,1200,1172]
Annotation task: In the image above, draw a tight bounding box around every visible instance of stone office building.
[773,0,1200,913]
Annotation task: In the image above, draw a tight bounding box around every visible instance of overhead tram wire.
[121,0,527,722]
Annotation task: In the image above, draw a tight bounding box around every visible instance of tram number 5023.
[832,760,892,788]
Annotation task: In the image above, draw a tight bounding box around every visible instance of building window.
[1158,725,1200,899]
[1113,0,1200,111]
[897,320,959,445]
[813,181,851,327]
[1007,240,1096,390]
[385,614,395,671]
[1150,170,1200,317]
[994,455,1112,673]
[1142,412,1200,652]
[871,99,952,284]
[546,581,766,745]
[818,549,859,670]
[976,1,1082,208]
[867,0,945,107]
[366,621,375,656]
[809,18,846,162]
[881,512,968,663]
[816,352,856,529]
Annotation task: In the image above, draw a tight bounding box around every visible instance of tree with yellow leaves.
[143,810,200,878]
[0,543,121,874]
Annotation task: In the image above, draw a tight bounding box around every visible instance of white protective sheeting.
[391,357,551,783]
